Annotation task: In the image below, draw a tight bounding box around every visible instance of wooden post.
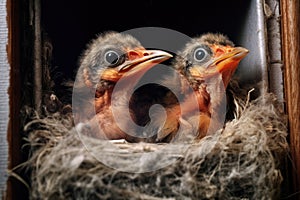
[6,0,28,199]
[0,0,10,198]
[33,0,42,113]
[280,0,300,197]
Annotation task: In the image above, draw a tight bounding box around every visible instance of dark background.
[41,0,251,81]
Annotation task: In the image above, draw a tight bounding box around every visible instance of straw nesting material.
[24,92,288,200]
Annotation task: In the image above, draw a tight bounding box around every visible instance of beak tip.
[242,47,249,54]
[236,47,249,59]
[157,50,173,59]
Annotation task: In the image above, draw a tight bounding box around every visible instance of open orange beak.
[101,49,172,82]
[189,46,249,87]
[212,46,248,87]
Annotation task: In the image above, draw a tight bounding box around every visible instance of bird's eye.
[104,50,120,66]
[194,48,208,62]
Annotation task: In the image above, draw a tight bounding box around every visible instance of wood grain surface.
[0,0,9,198]
[281,0,300,197]
[6,0,27,199]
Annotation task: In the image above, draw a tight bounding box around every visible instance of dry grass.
[23,89,288,200]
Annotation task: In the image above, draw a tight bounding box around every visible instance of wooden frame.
[0,0,10,198]
[281,0,300,198]
[5,0,28,199]
[1,0,300,199]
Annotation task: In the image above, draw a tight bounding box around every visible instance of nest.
[24,89,288,200]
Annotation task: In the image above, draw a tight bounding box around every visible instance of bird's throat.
[94,81,115,112]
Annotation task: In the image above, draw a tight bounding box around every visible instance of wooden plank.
[5,0,27,199]
[33,0,42,114]
[0,0,10,199]
[265,0,285,104]
[280,0,300,197]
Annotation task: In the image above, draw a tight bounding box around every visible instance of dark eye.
[104,50,120,66]
[194,48,208,62]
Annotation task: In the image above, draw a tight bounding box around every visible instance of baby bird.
[72,32,172,141]
[146,33,249,142]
